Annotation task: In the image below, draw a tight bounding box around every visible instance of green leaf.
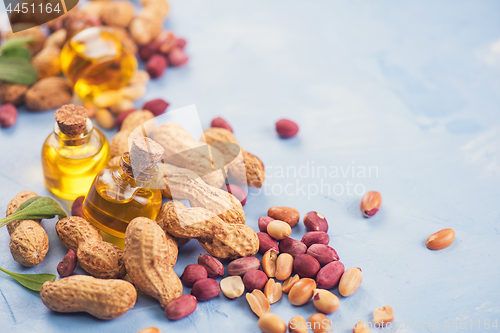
[1,46,31,60]
[0,266,56,292]
[0,196,67,229]
[0,37,35,53]
[0,57,38,85]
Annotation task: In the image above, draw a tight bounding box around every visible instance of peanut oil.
[60,26,137,99]
[83,153,163,238]
[42,105,110,200]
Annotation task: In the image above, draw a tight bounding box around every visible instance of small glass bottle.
[83,137,164,238]
[60,26,137,100]
[42,104,111,200]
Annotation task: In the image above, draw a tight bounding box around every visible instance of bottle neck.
[54,118,93,146]
[119,153,160,184]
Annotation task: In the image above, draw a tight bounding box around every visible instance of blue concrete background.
[1,0,500,332]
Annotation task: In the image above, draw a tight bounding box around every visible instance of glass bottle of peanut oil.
[60,26,137,99]
[42,104,111,200]
[83,137,164,238]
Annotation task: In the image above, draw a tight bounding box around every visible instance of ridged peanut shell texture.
[152,122,227,188]
[6,190,48,267]
[110,110,155,157]
[202,128,266,188]
[40,275,136,320]
[124,217,182,308]
[160,163,245,225]
[56,216,126,279]
[158,200,259,259]
[6,190,41,234]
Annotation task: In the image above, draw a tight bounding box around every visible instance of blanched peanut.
[282,274,299,293]
[110,99,134,115]
[258,313,287,333]
[425,228,455,250]
[220,276,244,299]
[338,267,363,297]
[275,253,293,281]
[360,191,382,217]
[267,220,292,240]
[308,313,331,333]
[313,289,339,314]
[263,278,282,304]
[246,289,270,317]
[373,305,394,327]
[353,320,370,333]
[288,278,316,306]
[95,108,114,130]
[289,315,308,333]
[262,249,278,278]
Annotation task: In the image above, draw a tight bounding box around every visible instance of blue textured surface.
[1,0,500,332]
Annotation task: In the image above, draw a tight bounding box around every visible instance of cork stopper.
[130,137,164,171]
[55,104,89,136]
[120,137,164,179]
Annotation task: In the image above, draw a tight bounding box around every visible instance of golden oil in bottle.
[42,104,111,200]
[83,138,164,238]
[60,26,137,100]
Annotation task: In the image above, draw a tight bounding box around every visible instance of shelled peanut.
[56,216,126,279]
[5,191,48,267]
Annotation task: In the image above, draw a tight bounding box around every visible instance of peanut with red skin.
[211,117,233,133]
[307,244,339,266]
[301,231,329,248]
[276,119,299,138]
[165,294,197,320]
[180,264,208,287]
[316,261,344,289]
[143,98,169,116]
[279,237,307,257]
[258,216,274,232]
[294,254,321,278]
[146,54,167,78]
[168,47,189,66]
[0,104,18,128]
[258,232,279,254]
[243,270,268,291]
[71,196,85,219]
[227,257,261,276]
[57,249,77,277]
[198,254,224,278]
[191,278,220,301]
[303,211,328,232]
[226,184,247,206]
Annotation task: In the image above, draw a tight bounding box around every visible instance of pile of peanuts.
[0,0,188,129]
[158,197,387,333]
